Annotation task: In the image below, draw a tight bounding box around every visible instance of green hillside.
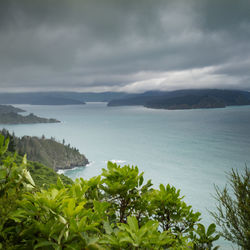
[16,136,89,170]
[2,151,73,188]
[0,131,73,187]
[1,129,89,171]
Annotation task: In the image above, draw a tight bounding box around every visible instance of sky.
[0,0,250,93]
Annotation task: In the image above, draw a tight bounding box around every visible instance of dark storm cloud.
[0,0,249,92]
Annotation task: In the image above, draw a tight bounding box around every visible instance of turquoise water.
[1,103,250,249]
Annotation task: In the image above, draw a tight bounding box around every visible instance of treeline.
[0,129,88,170]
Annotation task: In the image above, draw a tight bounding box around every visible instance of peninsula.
[0,104,60,124]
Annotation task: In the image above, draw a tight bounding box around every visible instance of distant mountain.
[2,90,250,109]
[0,92,85,105]
[108,89,250,110]
[107,91,166,106]
[0,104,60,124]
[51,92,135,102]
[0,92,134,104]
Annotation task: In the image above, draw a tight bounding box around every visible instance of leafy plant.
[101,216,179,249]
[211,167,250,249]
[101,162,152,223]
[0,133,220,249]
[190,223,220,250]
[149,184,201,234]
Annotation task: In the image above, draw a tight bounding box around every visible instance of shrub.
[211,167,250,249]
[0,134,220,249]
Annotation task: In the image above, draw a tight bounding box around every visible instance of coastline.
[57,161,93,175]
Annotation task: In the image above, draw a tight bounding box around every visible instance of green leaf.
[58,215,67,225]
[57,177,64,189]
[127,216,139,232]
[159,184,165,192]
[139,175,144,186]
[213,246,220,250]
[34,241,58,249]
[22,168,35,187]
[22,154,27,165]
[103,221,113,235]
[207,223,216,236]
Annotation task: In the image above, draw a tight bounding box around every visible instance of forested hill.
[0,104,60,124]
[108,89,250,110]
[1,130,89,170]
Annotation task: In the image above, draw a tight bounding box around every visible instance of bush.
[211,167,250,249]
[0,134,220,249]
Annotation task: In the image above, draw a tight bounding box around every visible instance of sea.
[1,102,250,249]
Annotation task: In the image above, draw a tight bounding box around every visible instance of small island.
[0,104,60,124]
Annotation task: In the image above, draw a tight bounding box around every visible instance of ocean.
[1,102,250,249]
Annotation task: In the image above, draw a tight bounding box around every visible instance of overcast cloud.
[0,0,250,93]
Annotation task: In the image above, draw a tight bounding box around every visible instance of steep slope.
[15,136,89,170]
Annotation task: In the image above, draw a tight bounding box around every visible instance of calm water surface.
[1,103,250,249]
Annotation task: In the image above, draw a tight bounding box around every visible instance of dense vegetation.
[0,146,73,189]
[0,134,220,249]
[26,160,73,187]
[0,129,88,170]
[0,104,60,124]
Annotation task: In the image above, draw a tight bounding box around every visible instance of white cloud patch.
[118,67,242,93]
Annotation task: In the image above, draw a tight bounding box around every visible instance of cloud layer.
[0,0,250,92]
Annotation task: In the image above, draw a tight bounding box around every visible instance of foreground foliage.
[211,167,250,249]
[0,134,219,249]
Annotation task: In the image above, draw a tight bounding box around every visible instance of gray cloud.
[0,0,249,92]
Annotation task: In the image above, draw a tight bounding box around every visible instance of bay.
[1,102,250,249]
